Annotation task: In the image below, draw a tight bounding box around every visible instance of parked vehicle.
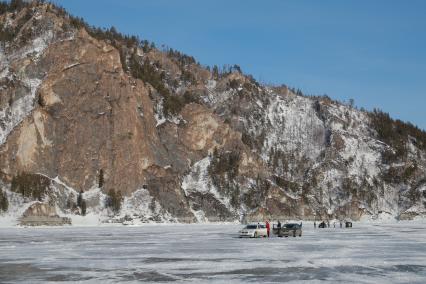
[273,223,302,237]
[318,221,326,228]
[239,223,268,238]
[345,221,353,228]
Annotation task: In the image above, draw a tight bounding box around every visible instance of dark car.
[318,221,326,228]
[273,223,302,237]
[345,221,353,228]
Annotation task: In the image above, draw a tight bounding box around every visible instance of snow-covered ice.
[0,222,425,283]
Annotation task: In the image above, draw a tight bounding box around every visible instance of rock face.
[22,201,56,217]
[1,2,426,223]
[19,202,71,226]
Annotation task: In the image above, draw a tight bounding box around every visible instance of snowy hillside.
[1,1,426,226]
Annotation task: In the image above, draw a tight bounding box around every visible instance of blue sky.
[52,0,426,129]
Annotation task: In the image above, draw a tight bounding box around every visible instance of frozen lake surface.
[1,222,426,283]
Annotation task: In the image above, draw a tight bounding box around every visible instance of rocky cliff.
[1,1,425,224]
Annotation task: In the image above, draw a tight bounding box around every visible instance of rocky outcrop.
[19,202,71,226]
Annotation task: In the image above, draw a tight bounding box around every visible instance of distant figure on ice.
[314,221,316,229]
[333,222,336,228]
[327,221,330,228]
[266,220,270,237]
[340,221,342,228]
[277,220,281,229]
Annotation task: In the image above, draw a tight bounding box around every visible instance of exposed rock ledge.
[19,202,71,226]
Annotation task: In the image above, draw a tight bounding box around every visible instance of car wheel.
[299,233,302,237]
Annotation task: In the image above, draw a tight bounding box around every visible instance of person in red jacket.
[266,220,270,237]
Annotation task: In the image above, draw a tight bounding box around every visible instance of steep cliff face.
[1,2,425,224]
[0,3,195,221]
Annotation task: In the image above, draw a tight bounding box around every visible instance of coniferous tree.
[10,172,50,201]
[66,194,75,210]
[81,200,87,216]
[212,65,219,79]
[99,169,104,188]
[77,190,83,208]
[0,190,8,212]
[9,0,25,12]
[4,191,8,212]
[107,188,123,213]
[114,190,123,213]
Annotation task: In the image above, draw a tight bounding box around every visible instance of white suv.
[239,223,268,238]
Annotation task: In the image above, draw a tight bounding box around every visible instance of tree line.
[370,109,426,162]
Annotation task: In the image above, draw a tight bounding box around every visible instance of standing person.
[266,220,270,238]
[276,220,281,236]
[314,221,316,228]
[327,221,330,228]
[340,221,342,228]
[333,222,335,228]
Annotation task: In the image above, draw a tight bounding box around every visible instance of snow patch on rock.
[0,30,55,145]
[262,92,325,161]
[0,78,41,145]
[154,97,166,127]
[120,188,176,223]
[182,157,234,222]
[21,30,53,59]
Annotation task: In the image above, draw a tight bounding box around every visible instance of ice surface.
[0,222,425,283]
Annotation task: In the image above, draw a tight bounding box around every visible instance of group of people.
[261,220,303,237]
[314,221,343,228]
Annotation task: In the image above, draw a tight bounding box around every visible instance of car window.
[246,225,257,229]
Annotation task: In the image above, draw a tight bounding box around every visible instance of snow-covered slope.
[1,1,425,226]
